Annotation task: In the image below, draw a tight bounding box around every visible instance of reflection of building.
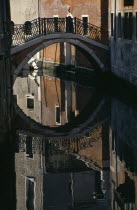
[110,98,137,209]
[15,133,110,210]
[109,0,137,86]
[13,75,42,123]
[13,72,94,127]
[41,75,93,126]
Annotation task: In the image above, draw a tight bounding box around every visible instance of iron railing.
[11,17,108,47]
[16,125,102,155]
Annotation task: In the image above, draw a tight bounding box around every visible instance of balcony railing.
[11,17,108,47]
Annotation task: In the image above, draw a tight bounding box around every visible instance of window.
[118,13,122,38]
[27,97,34,109]
[26,136,33,158]
[124,0,134,6]
[82,16,88,35]
[24,21,32,35]
[124,12,133,40]
[26,177,35,210]
[55,105,60,124]
[111,13,114,37]
[54,17,58,33]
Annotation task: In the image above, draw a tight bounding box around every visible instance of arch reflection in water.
[15,123,110,210]
[13,68,95,128]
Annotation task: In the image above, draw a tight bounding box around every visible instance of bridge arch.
[13,38,106,83]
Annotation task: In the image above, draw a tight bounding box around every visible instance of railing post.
[44,18,46,35]
[41,18,44,35]
[74,17,76,34]
[38,17,41,35]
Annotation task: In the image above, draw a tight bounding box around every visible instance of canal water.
[10,67,137,209]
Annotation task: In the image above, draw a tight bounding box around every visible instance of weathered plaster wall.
[15,152,43,210]
[13,76,41,123]
[10,0,38,23]
[39,0,101,26]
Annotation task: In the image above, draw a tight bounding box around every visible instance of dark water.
[3,68,137,210]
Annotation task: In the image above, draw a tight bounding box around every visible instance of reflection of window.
[26,177,35,210]
[118,13,122,38]
[124,12,133,40]
[136,13,137,40]
[27,97,34,109]
[24,21,32,35]
[111,13,114,37]
[55,105,60,124]
[124,0,134,6]
[26,136,33,158]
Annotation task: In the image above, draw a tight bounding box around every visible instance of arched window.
[11,21,14,35]
[24,21,32,35]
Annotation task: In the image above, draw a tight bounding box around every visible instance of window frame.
[55,104,61,125]
[26,95,35,110]
[123,11,133,40]
[25,177,35,210]
[118,12,122,38]
[111,12,114,37]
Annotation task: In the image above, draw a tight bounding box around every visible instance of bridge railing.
[11,17,108,47]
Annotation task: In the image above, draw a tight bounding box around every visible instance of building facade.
[109,0,137,86]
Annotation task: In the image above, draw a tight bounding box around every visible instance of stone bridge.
[11,17,110,82]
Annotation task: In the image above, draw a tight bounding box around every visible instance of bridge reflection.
[13,68,109,139]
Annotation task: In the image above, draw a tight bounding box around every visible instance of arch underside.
[15,97,108,140]
[12,34,109,82]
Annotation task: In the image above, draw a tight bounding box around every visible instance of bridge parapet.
[11,17,108,47]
